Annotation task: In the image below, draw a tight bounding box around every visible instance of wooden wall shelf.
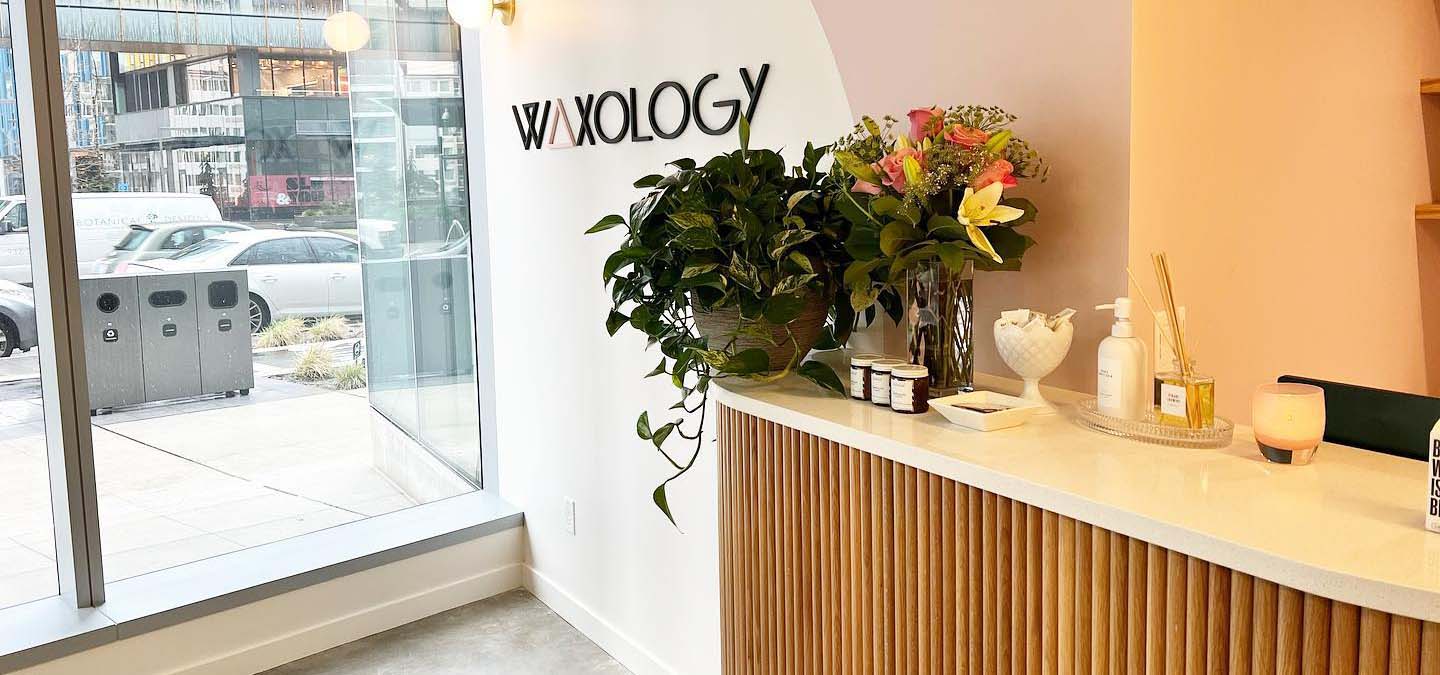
[1419,204,1440,220]
[1423,78,1440,94]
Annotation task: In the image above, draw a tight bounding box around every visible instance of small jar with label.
[869,359,906,407]
[890,364,930,414]
[849,353,884,401]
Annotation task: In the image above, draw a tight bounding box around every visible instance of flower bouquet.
[831,105,1046,394]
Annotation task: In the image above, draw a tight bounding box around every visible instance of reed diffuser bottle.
[1131,254,1215,430]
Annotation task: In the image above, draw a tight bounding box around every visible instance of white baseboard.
[178,563,524,675]
[18,529,526,675]
[521,565,674,675]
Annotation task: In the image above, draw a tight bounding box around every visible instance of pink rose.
[970,159,1018,190]
[875,147,923,193]
[851,178,883,195]
[907,106,945,141]
[944,124,990,148]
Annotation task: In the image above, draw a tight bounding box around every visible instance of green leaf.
[668,157,696,171]
[833,150,881,185]
[669,212,715,230]
[651,422,675,447]
[787,251,814,274]
[645,358,667,378]
[633,174,663,189]
[973,228,1036,271]
[896,201,922,227]
[937,241,977,273]
[796,361,845,394]
[673,227,721,249]
[720,348,770,374]
[850,286,880,313]
[844,259,882,286]
[786,190,814,213]
[652,482,676,527]
[763,293,807,324]
[681,263,719,279]
[773,273,817,296]
[769,229,819,259]
[602,246,648,280]
[844,225,882,260]
[605,310,628,336]
[586,214,626,235]
[879,221,922,256]
[629,191,662,226]
[890,241,939,281]
[629,305,652,331]
[728,253,761,291]
[636,411,652,440]
[926,214,960,233]
[738,115,751,153]
[872,196,900,216]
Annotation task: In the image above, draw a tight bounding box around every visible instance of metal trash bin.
[82,270,256,413]
[137,272,203,402]
[195,269,254,396]
[80,274,144,410]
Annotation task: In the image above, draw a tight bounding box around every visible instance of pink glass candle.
[1251,383,1326,465]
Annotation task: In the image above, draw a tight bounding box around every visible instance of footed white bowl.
[993,318,1073,412]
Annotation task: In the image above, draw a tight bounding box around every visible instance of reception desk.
[714,376,1440,674]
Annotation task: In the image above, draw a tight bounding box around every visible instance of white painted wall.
[470,2,853,673]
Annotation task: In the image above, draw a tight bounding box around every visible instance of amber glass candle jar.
[890,364,930,414]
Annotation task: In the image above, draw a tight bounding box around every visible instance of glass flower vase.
[906,258,975,397]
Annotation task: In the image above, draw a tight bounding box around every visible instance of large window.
[0,0,484,619]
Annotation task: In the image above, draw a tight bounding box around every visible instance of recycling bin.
[137,272,203,402]
[80,274,144,409]
[195,269,254,395]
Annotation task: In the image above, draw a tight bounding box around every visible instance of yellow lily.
[956,182,1025,263]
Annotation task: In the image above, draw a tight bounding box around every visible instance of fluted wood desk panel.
[716,405,1440,675]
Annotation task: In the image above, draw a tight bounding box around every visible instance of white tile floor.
[0,387,437,609]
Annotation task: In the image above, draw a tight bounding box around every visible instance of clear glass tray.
[1067,397,1234,449]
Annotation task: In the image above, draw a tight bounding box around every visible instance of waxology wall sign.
[511,64,770,150]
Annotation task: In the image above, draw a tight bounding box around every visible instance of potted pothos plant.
[587,120,857,526]
[830,106,1047,395]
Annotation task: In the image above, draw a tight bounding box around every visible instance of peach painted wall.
[810,0,1133,393]
[1130,0,1440,422]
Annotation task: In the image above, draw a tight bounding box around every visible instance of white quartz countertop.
[715,374,1440,622]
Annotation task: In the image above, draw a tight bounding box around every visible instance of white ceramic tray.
[931,391,1043,432]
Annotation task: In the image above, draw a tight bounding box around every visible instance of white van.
[0,192,224,284]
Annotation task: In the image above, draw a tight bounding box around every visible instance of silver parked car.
[0,280,37,357]
[92,221,253,274]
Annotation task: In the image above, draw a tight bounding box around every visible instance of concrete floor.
[265,590,628,675]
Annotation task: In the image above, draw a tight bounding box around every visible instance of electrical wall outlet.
[564,497,576,535]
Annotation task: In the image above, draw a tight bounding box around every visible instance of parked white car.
[0,192,225,284]
[92,221,253,274]
[132,230,362,333]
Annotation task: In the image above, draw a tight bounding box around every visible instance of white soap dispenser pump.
[1095,298,1149,420]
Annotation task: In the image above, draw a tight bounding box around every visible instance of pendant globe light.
[322,10,371,53]
[448,0,515,29]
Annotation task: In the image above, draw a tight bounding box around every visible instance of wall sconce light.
[448,0,516,29]
[322,10,371,53]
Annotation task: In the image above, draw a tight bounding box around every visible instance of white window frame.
[0,2,507,670]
